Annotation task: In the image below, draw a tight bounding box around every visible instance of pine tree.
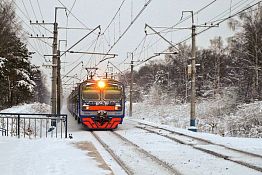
[0,0,48,108]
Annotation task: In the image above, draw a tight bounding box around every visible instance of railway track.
[91,130,181,175]
[91,131,132,175]
[134,121,262,173]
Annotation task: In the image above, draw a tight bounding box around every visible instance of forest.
[0,1,48,109]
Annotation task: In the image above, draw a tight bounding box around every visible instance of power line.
[102,0,126,34]
[204,0,255,24]
[21,0,31,20]
[15,0,51,55]
[63,37,99,68]
[197,1,261,35]
[135,0,262,69]
[36,0,44,20]
[35,0,51,55]
[127,0,219,66]
[68,0,77,16]
[116,0,261,74]
[128,0,258,68]
[28,0,38,20]
[116,35,148,67]
[14,1,47,56]
[160,0,218,33]
[57,0,93,31]
[0,2,48,63]
[97,0,153,66]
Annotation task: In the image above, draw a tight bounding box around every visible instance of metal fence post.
[17,114,20,138]
[65,115,68,138]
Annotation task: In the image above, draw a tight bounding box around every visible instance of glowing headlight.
[98,81,106,88]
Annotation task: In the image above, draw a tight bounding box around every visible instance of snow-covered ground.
[0,103,50,114]
[130,99,262,138]
[0,103,261,175]
[0,136,111,175]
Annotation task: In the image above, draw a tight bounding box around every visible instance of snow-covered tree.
[0,0,48,108]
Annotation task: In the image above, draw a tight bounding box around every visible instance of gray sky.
[13,0,260,94]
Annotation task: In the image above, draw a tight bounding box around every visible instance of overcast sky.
[13,0,260,94]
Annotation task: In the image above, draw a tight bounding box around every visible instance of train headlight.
[98,81,106,89]
[82,105,89,110]
[115,104,122,110]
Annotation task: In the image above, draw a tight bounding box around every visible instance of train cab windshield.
[104,89,122,100]
[82,89,100,101]
[82,82,123,103]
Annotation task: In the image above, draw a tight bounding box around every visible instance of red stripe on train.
[82,118,121,129]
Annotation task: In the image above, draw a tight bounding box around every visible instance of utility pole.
[52,7,66,114]
[181,11,197,132]
[29,14,60,115]
[129,53,134,117]
[190,12,197,132]
[52,20,58,115]
[57,50,61,115]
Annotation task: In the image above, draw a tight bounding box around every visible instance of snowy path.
[0,137,111,175]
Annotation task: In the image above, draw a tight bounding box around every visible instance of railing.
[0,127,7,136]
[0,113,67,138]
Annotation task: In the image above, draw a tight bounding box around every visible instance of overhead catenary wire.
[60,25,101,57]
[57,0,93,31]
[63,37,99,68]
[197,1,261,36]
[83,34,101,69]
[117,35,148,68]
[134,0,262,69]
[159,0,218,33]
[201,0,258,25]
[102,0,126,35]
[134,0,218,43]
[96,0,153,66]
[127,0,258,71]
[123,0,219,69]
[116,0,261,74]
[203,0,256,24]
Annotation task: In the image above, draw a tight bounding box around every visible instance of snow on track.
[135,123,262,172]
[92,130,179,175]
[115,120,262,175]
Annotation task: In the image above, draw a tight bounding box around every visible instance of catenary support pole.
[51,21,58,114]
[190,11,197,132]
[129,53,134,117]
[57,50,61,115]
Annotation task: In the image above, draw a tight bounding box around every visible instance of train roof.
[80,78,123,86]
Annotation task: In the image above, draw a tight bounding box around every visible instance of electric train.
[67,78,125,129]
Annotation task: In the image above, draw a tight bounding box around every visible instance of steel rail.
[111,131,182,175]
[135,122,262,173]
[91,131,133,175]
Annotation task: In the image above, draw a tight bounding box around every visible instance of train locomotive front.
[68,79,125,129]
